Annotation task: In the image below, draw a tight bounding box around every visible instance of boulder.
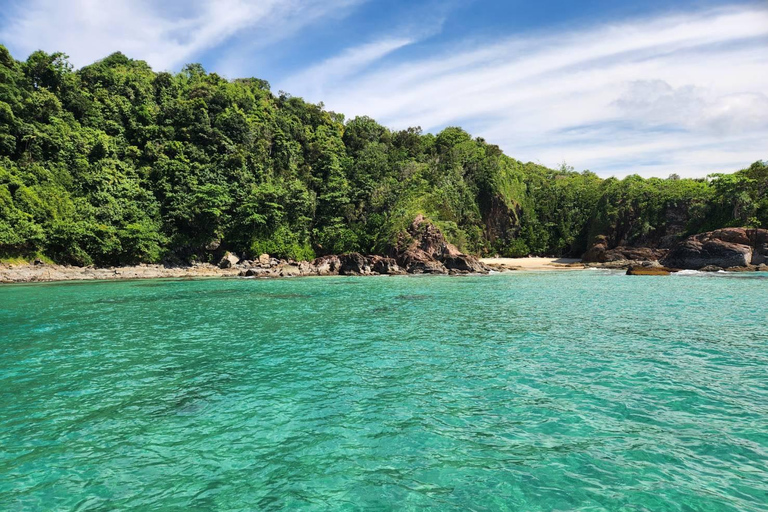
[441,254,489,273]
[244,268,273,277]
[258,253,271,266]
[369,255,405,275]
[278,264,301,277]
[626,266,672,276]
[339,252,374,275]
[218,251,240,269]
[405,259,448,274]
[312,255,341,276]
[661,228,768,270]
[297,261,314,275]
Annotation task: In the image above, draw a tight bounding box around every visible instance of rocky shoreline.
[1,215,492,284]
[5,226,767,284]
[583,227,768,274]
[0,252,490,284]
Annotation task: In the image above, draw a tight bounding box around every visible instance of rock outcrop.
[218,251,240,269]
[369,255,405,275]
[339,252,374,276]
[394,215,489,274]
[661,228,768,270]
[312,255,341,276]
[583,236,667,263]
[626,266,672,276]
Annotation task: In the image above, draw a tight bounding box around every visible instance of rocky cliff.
[661,228,768,270]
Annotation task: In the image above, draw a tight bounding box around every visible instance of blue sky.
[1,0,766,178]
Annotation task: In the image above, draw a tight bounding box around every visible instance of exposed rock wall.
[661,228,768,270]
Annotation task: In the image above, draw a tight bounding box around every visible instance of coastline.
[0,257,587,284]
[0,263,243,284]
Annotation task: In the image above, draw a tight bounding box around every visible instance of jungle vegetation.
[1,47,766,265]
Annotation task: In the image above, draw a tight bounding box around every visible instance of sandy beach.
[480,257,585,271]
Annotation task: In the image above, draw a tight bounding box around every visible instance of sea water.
[1,271,767,511]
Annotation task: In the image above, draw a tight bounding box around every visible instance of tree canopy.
[0,46,765,265]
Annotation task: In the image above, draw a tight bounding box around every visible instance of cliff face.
[394,215,489,274]
[583,200,702,262]
[661,228,768,270]
[480,193,523,252]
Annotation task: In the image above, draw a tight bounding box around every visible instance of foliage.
[0,46,765,264]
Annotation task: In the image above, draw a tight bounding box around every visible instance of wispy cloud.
[281,37,416,99]
[284,5,768,177]
[0,0,365,71]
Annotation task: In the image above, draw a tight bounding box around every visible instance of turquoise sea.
[1,271,767,511]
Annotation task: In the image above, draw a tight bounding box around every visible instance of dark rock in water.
[700,265,724,272]
[626,266,672,276]
[441,254,488,273]
[218,251,240,269]
[339,252,373,275]
[661,228,768,270]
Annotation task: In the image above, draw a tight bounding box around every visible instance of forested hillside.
[1,46,766,265]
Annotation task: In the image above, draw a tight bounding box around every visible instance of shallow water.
[1,272,767,511]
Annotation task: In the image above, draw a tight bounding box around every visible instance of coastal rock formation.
[661,228,768,270]
[218,252,240,269]
[339,253,374,276]
[626,266,672,276]
[369,255,405,275]
[582,236,667,263]
[313,255,341,276]
[394,215,489,274]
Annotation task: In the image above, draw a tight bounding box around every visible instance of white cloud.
[282,5,768,177]
[0,0,364,71]
[3,1,765,177]
[282,37,416,100]
[615,80,768,135]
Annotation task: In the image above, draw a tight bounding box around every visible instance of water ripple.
[1,272,767,510]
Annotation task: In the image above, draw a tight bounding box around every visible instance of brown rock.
[338,253,373,275]
[626,266,672,276]
[393,215,488,274]
[278,264,301,277]
[312,255,341,276]
[662,228,768,269]
[582,236,666,263]
[441,254,489,273]
[218,251,240,269]
[369,255,405,275]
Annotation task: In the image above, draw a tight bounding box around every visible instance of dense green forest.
[0,46,766,265]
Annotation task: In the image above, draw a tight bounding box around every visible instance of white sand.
[480,257,584,271]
